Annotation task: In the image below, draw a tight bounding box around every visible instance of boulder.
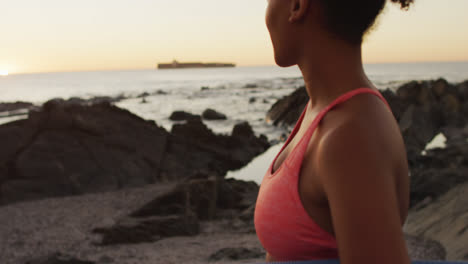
[0,100,269,205]
[168,120,269,178]
[404,181,468,260]
[131,177,218,221]
[169,111,201,121]
[266,87,308,127]
[0,101,34,112]
[405,234,447,260]
[202,109,227,120]
[93,177,260,246]
[409,142,468,208]
[92,213,200,245]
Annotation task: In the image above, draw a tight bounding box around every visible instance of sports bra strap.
[287,88,390,170]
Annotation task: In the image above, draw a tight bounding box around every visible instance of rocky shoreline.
[0,78,467,263]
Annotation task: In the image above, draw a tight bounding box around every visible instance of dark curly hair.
[319,0,414,45]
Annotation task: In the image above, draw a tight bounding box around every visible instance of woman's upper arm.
[316,119,410,264]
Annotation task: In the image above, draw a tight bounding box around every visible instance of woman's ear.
[288,0,309,22]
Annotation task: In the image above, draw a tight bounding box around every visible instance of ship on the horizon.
[157,60,236,69]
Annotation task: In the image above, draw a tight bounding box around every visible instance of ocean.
[1,62,467,183]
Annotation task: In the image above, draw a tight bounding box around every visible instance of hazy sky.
[1,0,468,74]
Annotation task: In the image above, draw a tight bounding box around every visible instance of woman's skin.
[264,0,411,263]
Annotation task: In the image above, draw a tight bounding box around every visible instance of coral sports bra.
[254,88,390,261]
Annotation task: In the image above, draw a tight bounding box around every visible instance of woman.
[254,0,413,263]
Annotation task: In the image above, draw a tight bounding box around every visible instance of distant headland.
[157,60,236,69]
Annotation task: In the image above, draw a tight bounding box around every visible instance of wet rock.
[202,109,227,120]
[169,111,201,121]
[208,247,264,261]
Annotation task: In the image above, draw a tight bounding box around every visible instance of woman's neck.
[297,39,374,110]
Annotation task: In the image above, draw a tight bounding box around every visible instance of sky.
[1,0,468,74]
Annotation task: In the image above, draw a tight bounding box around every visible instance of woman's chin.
[274,56,296,68]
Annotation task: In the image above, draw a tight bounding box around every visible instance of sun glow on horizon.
[0,70,9,76]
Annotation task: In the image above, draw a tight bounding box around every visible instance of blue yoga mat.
[254,260,467,264]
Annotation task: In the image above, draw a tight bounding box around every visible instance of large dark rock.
[0,101,34,112]
[0,100,269,205]
[202,108,227,120]
[409,142,468,208]
[405,235,447,260]
[131,177,218,221]
[169,111,201,121]
[266,87,308,127]
[93,177,260,245]
[168,120,269,178]
[92,213,200,245]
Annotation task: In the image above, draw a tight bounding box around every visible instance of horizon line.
[5,59,468,76]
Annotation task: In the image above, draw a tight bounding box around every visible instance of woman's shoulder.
[313,91,407,183]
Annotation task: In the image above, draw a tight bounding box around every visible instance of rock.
[155,90,167,95]
[243,83,258,89]
[93,177,260,246]
[431,78,458,99]
[409,167,468,208]
[201,86,210,91]
[456,80,468,101]
[380,89,406,120]
[131,177,218,221]
[249,97,256,104]
[168,119,269,177]
[398,104,443,157]
[25,252,95,264]
[0,101,269,205]
[0,101,34,112]
[405,234,447,260]
[169,111,201,121]
[217,178,259,211]
[137,92,150,98]
[404,181,468,260]
[266,87,308,127]
[202,109,227,120]
[208,247,264,261]
[409,142,468,207]
[97,255,114,264]
[132,177,259,221]
[92,213,200,245]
